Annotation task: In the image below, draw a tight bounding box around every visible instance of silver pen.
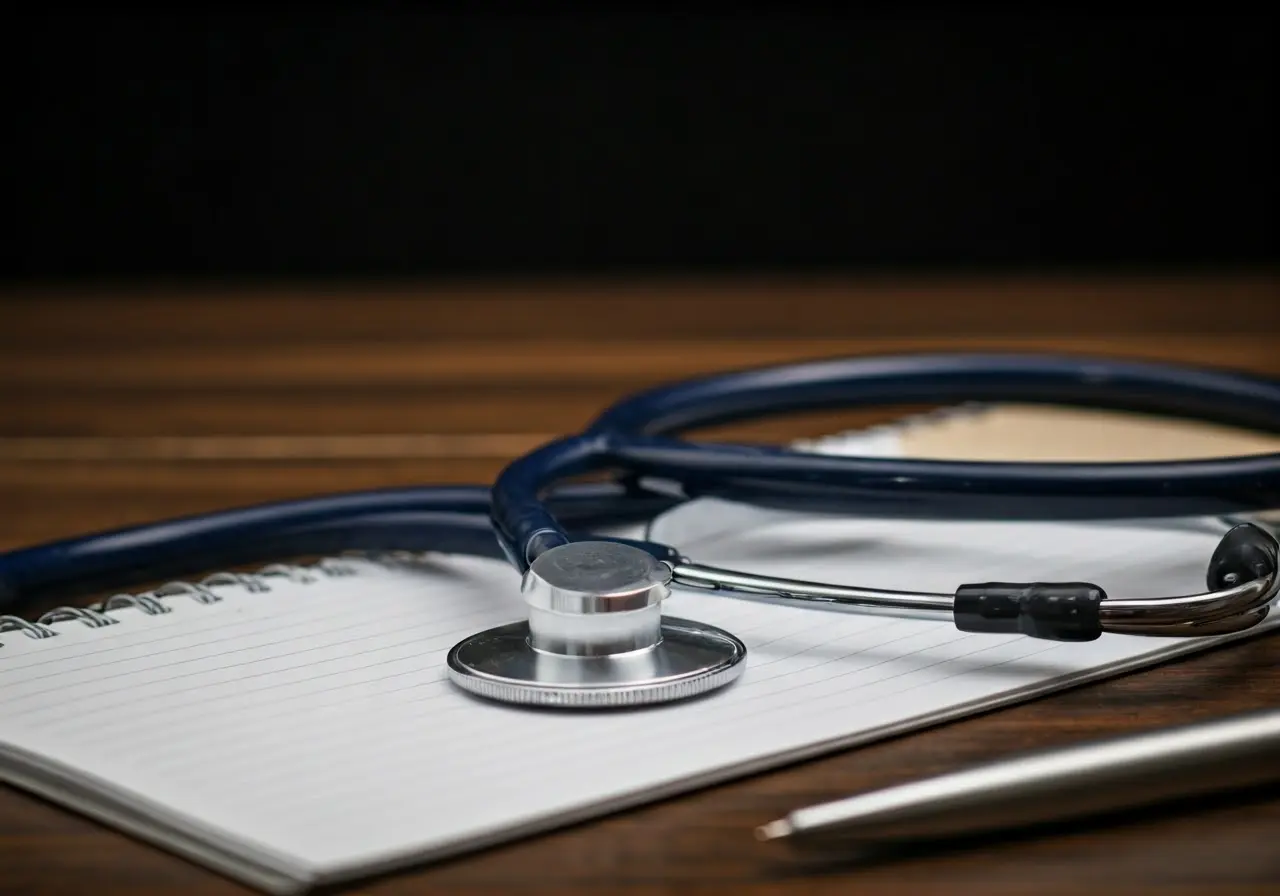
[756,707,1280,848]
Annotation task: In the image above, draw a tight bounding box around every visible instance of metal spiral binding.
[0,553,400,651]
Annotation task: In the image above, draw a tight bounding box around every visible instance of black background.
[5,9,1275,281]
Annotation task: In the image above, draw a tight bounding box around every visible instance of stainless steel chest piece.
[446,540,748,708]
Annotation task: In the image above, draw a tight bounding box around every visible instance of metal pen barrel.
[760,707,1280,847]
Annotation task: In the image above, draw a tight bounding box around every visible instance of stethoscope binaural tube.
[3,351,1280,710]
[490,353,1280,570]
[3,352,1279,657]
[0,483,682,615]
[480,353,1280,681]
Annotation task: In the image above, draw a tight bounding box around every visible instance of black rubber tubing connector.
[953,582,1106,641]
[953,523,1279,642]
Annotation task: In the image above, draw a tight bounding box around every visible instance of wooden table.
[3,275,1279,895]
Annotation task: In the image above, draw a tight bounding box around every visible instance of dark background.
[5,9,1275,281]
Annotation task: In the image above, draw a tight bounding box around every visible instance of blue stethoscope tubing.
[491,352,1280,570]
[3,352,1280,616]
[0,483,681,612]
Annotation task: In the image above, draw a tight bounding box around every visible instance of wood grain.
[2,275,1279,896]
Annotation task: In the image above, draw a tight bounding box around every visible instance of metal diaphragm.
[446,540,747,708]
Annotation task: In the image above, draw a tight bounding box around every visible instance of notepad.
[2,410,1276,894]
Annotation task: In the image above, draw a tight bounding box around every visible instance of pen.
[756,707,1280,848]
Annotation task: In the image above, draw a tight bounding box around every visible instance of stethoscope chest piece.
[446,540,747,708]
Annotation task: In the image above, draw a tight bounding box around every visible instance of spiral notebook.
[2,407,1278,894]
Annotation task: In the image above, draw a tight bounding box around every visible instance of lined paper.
[2,427,1276,894]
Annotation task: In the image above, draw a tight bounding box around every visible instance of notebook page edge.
[0,743,313,895]
[310,618,1278,887]
[4,614,1272,892]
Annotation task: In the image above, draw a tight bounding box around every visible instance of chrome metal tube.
[1102,608,1270,637]
[1099,574,1278,633]
[669,562,956,620]
[670,562,1277,637]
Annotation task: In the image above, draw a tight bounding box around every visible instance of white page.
[1,429,1275,894]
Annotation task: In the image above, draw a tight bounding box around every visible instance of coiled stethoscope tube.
[2,353,1278,710]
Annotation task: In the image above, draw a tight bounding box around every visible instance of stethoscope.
[2,353,1278,710]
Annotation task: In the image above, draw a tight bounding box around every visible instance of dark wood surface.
[2,275,1279,895]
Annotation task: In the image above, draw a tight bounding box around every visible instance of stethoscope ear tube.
[950,524,1280,641]
[950,523,1279,641]
[668,522,1279,644]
